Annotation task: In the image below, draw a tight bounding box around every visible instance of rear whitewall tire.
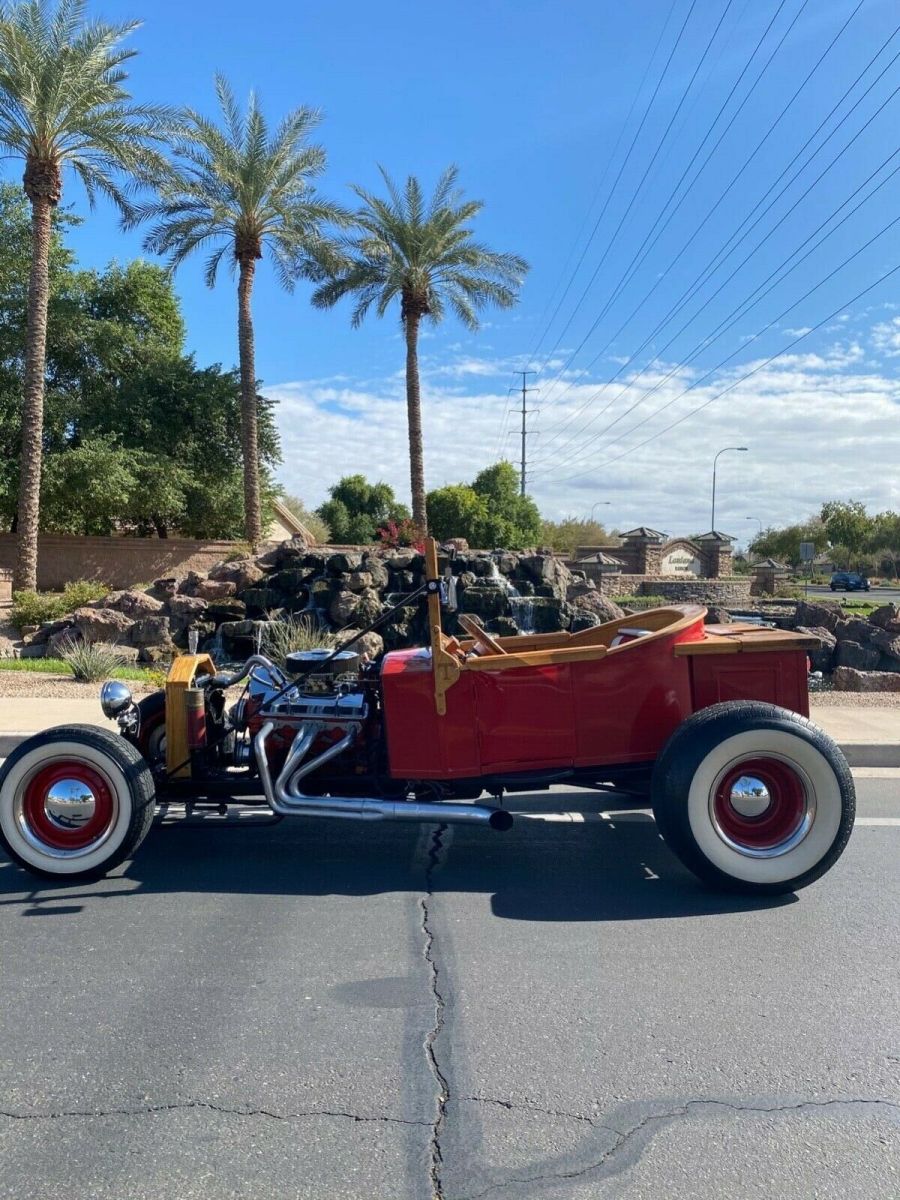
[652,703,855,894]
[0,725,156,881]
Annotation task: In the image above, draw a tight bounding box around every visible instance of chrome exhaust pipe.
[253,722,512,831]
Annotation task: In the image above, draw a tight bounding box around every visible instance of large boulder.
[355,588,383,625]
[130,615,174,650]
[458,582,509,619]
[792,599,842,633]
[516,554,574,598]
[868,603,900,631]
[833,616,875,644]
[73,606,134,643]
[796,626,837,673]
[833,639,880,671]
[208,557,265,591]
[361,556,390,590]
[329,589,361,626]
[327,551,363,575]
[92,590,164,618]
[167,594,208,620]
[527,596,571,633]
[205,600,247,626]
[568,590,625,623]
[833,666,900,692]
[194,578,237,602]
[346,570,374,594]
[704,606,732,626]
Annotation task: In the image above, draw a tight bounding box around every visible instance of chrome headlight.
[100,680,133,718]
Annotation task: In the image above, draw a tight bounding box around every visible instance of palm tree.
[310,166,528,532]
[0,0,169,590]
[135,75,346,550]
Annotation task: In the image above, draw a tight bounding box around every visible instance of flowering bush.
[377,519,425,551]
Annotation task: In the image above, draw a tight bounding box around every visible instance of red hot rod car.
[0,540,854,894]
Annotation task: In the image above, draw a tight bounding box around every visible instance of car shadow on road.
[0,794,797,921]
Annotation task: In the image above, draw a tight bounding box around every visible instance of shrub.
[58,638,124,682]
[263,614,338,668]
[10,579,109,630]
[377,518,424,551]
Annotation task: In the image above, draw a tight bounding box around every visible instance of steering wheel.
[457,613,507,656]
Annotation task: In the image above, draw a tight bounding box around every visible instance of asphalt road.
[804,584,900,601]
[0,777,897,1200]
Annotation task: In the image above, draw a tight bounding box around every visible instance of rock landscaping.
[18,538,626,664]
[792,598,900,688]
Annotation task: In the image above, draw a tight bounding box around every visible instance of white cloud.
[872,317,900,358]
[784,326,813,337]
[267,341,900,535]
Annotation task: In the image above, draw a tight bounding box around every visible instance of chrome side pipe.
[253,722,513,831]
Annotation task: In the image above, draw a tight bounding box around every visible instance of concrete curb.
[2,731,900,768]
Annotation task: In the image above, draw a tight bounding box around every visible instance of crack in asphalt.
[421,823,451,1199]
[453,1096,900,1199]
[0,1100,428,1127]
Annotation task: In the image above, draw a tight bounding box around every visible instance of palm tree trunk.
[404,313,427,532]
[13,196,53,592]
[237,256,263,550]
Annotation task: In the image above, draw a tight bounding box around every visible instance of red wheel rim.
[712,757,808,852]
[21,761,115,851]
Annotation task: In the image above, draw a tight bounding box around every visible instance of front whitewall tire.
[0,725,155,881]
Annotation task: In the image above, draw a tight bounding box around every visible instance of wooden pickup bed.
[675,623,821,657]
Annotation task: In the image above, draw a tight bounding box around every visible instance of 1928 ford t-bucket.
[0,540,854,894]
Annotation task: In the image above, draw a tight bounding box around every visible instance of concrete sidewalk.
[0,697,896,766]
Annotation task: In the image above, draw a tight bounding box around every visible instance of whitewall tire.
[0,725,155,881]
[651,702,855,894]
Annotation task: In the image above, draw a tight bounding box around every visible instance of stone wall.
[0,567,10,604]
[598,573,753,606]
[0,534,254,592]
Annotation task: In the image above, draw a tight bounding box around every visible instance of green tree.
[427,461,542,549]
[540,516,611,556]
[749,520,828,567]
[281,494,331,544]
[311,166,528,531]
[317,474,409,544]
[820,500,873,566]
[0,0,169,589]
[135,74,346,550]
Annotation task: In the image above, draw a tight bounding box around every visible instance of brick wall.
[0,535,251,592]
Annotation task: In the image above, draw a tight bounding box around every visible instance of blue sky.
[4,0,899,539]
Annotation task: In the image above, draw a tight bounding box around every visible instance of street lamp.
[744,516,762,537]
[590,501,612,522]
[711,446,748,530]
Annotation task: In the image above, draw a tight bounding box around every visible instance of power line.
[535,147,900,480]
[520,0,679,375]
[533,0,805,416]
[550,222,900,486]
[531,18,900,471]
[530,0,703,379]
[535,0,861,436]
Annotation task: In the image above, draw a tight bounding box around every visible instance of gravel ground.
[0,672,157,699]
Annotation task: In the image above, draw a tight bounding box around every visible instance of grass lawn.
[0,657,160,684]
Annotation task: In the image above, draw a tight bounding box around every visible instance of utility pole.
[510,371,538,496]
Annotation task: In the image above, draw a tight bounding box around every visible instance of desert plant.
[263,613,338,668]
[58,637,124,682]
[311,166,527,531]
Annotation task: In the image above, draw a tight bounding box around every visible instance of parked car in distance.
[830,571,870,592]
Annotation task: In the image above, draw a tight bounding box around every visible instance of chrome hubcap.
[43,778,98,831]
[727,775,771,819]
